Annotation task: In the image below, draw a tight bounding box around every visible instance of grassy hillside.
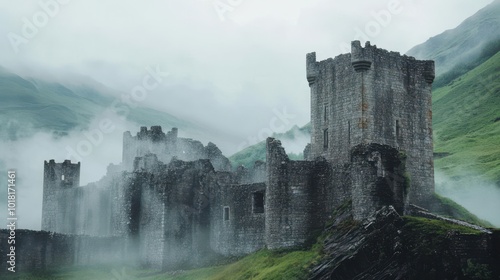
[3,249,320,280]
[0,71,195,140]
[432,50,500,183]
[406,0,500,75]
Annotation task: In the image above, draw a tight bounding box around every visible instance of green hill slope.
[432,50,500,183]
[0,71,195,140]
[406,0,500,75]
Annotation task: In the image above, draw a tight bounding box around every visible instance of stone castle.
[40,41,436,270]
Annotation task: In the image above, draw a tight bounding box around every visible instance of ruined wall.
[123,126,231,172]
[42,160,80,233]
[140,159,215,270]
[350,144,407,220]
[265,138,329,249]
[210,183,266,256]
[129,171,166,270]
[329,164,351,213]
[0,230,128,274]
[307,41,435,206]
[42,161,136,237]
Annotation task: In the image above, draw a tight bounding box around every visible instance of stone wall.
[41,166,134,237]
[210,183,266,256]
[350,143,407,220]
[123,126,231,172]
[0,230,128,274]
[42,160,80,232]
[265,138,328,249]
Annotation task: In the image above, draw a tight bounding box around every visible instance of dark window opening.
[223,206,230,221]
[252,191,265,213]
[348,121,351,144]
[323,129,329,149]
[396,120,401,139]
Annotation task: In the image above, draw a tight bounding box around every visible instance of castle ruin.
[39,41,436,270]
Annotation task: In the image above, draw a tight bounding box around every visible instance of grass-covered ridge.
[432,50,500,183]
[174,249,319,280]
[403,216,482,236]
[0,71,194,140]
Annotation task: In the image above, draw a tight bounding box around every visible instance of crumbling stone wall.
[42,163,134,237]
[265,138,329,249]
[350,143,407,220]
[41,160,80,232]
[123,126,231,172]
[210,183,266,256]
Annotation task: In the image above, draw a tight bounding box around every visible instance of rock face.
[310,203,500,280]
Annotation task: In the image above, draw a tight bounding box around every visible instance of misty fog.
[435,172,500,227]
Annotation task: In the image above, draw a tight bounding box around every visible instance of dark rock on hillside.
[310,203,499,280]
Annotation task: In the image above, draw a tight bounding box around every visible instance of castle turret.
[307,41,435,206]
[42,159,80,232]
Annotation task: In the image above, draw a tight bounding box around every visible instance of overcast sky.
[0,0,494,154]
[0,0,497,230]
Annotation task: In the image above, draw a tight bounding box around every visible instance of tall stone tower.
[306,41,435,206]
[42,159,80,232]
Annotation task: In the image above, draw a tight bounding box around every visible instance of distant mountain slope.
[432,50,500,183]
[406,0,500,75]
[0,70,196,140]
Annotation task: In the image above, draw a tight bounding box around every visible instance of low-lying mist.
[0,114,138,230]
[279,128,310,156]
[435,171,500,227]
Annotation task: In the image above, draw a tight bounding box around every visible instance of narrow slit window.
[323,129,329,149]
[348,121,351,144]
[252,192,265,213]
[61,174,65,180]
[396,120,401,139]
[223,206,230,221]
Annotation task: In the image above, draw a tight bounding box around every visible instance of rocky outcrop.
[310,203,499,280]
